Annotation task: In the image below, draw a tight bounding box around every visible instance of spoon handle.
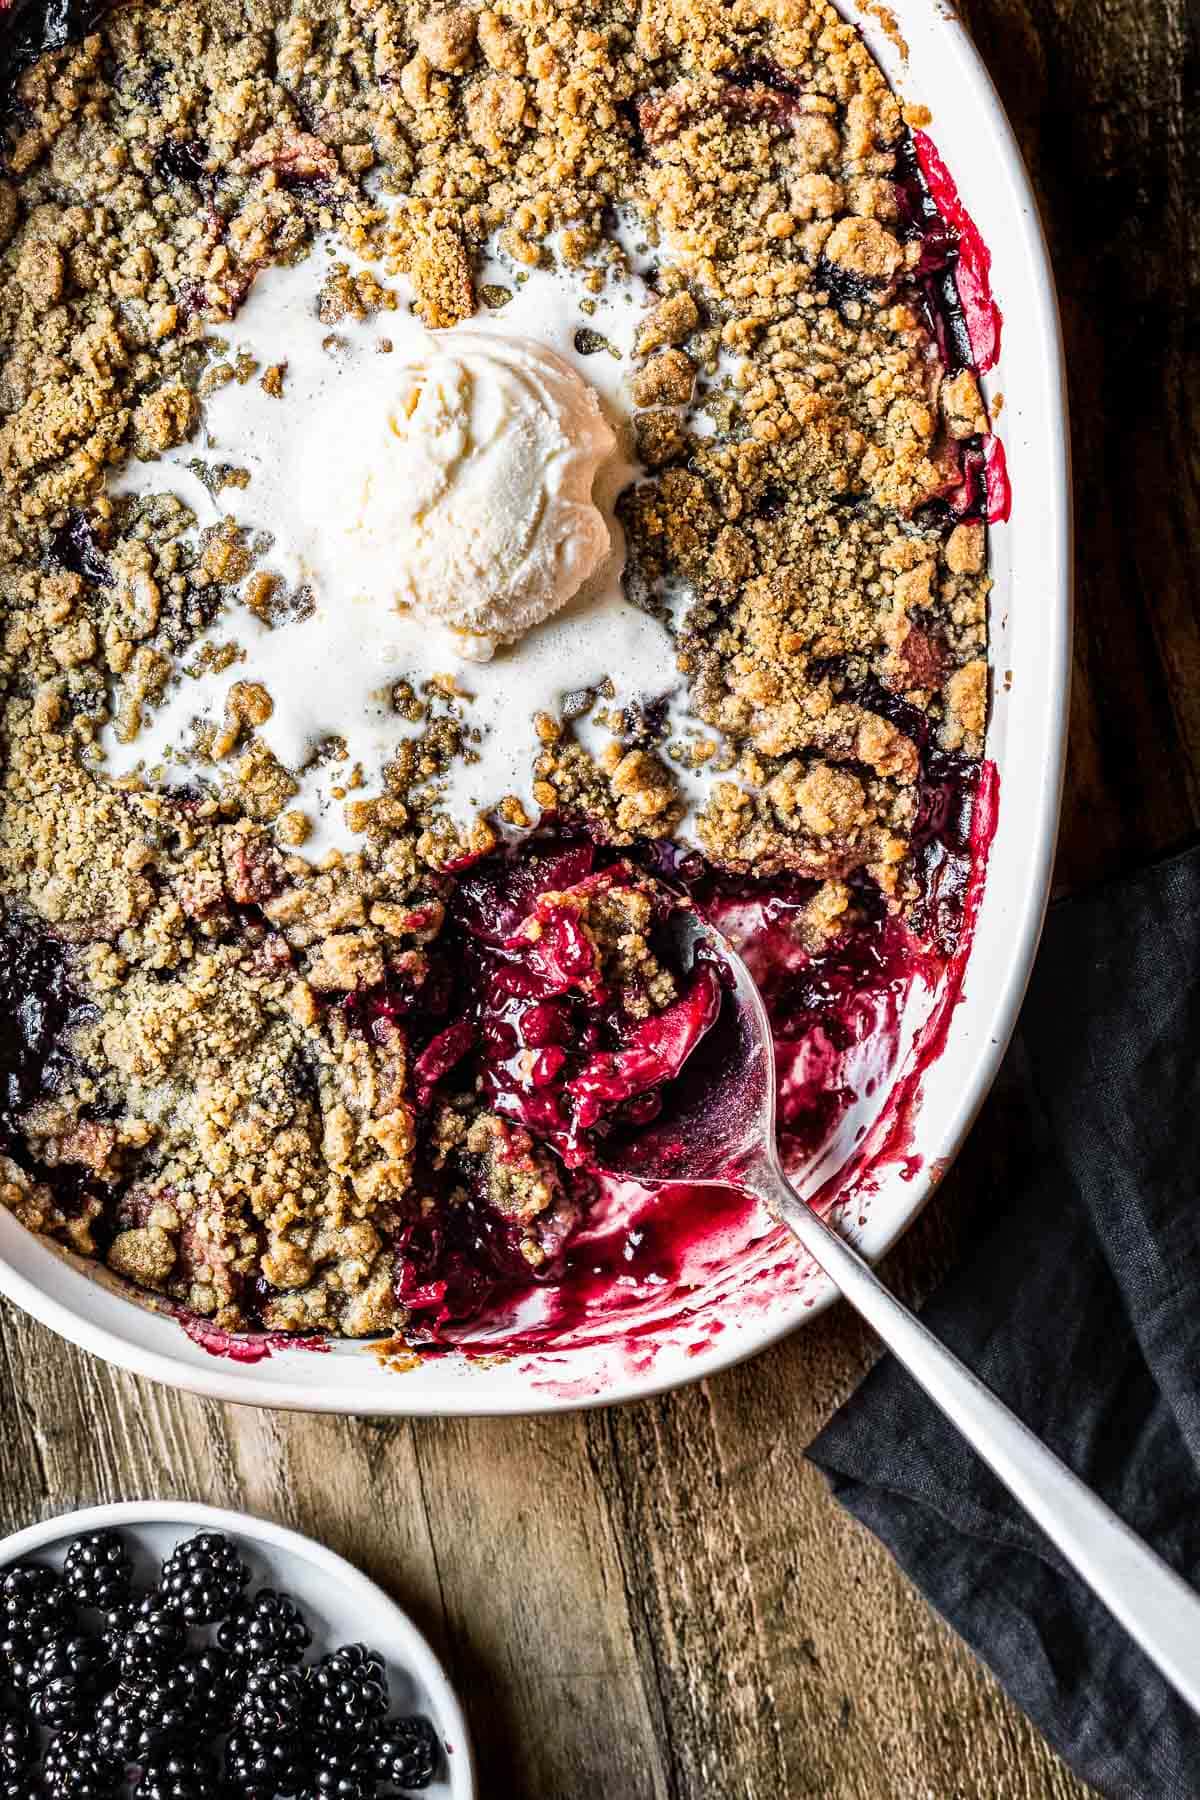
[757,1158,1200,1713]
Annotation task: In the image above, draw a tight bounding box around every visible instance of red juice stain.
[913,129,1003,372]
[433,1179,766,1360]
[983,435,1012,524]
[178,1315,330,1362]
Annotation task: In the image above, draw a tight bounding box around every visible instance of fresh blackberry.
[0,1706,31,1775]
[98,1597,134,1665]
[1,1610,65,1694]
[311,1739,377,1799]
[27,1631,105,1728]
[0,1565,71,1684]
[64,1530,134,1613]
[0,1629,31,1691]
[0,1776,40,1800]
[117,1591,185,1680]
[224,1722,308,1797]
[136,1745,217,1800]
[95,1678,199,1763]
[171,1644,234,1733]
[232,1657,307,1731]
[95,1684,157,1763]
[217,1588,312,1666]
[159,1533,248,1626]
[0,1563,69,1634]
[374,1715,439,1791]
[94,1649,228,1763]
[42,1730,122,1800]
[307,1644,387,1740]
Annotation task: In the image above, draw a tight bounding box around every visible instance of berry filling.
[359,732,982,1340]
[0,737,986,1348]
[449,860,723,1161]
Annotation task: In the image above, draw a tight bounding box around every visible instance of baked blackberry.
[217,1588,312,1666]
[311,1739,377,1799]
[232,1656,307,1731]
[307,1644,388,1740]
[0,1707,31,1775]
[223,1722,308,1797]
[64,1530,134,1613]
[137,1745,217,1800]
[42,1730,122,1800]
[117,1591,185,1680]
[374,1715,439,1791]
[159,1533,248,1626]
[27,1630,105,1728]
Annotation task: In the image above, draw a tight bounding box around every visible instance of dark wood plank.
[0,1256,1090,1800]
[959,0,1200,891]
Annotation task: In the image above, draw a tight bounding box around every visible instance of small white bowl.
[0,1500,474,1798]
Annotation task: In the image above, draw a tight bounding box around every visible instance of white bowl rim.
[0,0,1072,1414]
[0,1498,476,1796]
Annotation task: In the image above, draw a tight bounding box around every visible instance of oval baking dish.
[0,0,1070,1413]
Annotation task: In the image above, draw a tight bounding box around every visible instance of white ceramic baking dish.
[0,0,1070,1413]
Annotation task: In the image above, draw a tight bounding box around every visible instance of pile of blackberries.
[0,1528,440,1797]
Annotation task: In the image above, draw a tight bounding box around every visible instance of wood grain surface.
[0,0,1195,1792]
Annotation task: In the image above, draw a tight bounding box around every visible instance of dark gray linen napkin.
[808,843,1200,1799]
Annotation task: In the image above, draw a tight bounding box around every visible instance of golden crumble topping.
[0,0,991,1337]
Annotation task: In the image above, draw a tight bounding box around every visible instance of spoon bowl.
[598,909,775,1188]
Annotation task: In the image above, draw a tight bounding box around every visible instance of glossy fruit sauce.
[372,740,995,1363]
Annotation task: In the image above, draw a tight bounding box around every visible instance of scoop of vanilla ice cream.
[347,333,616,660]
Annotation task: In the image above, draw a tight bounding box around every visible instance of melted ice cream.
[102,236,729,857]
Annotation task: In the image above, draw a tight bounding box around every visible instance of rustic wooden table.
[1,0,1194,1791]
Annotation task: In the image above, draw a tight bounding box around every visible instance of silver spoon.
[599,908,1200,1712]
